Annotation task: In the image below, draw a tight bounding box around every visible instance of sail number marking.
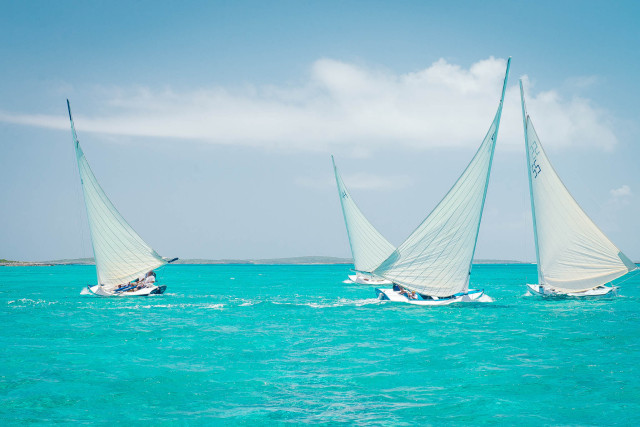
[529,138,542,179]
[532,159,541,178]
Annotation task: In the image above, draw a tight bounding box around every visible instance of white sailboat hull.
[526,283,616,297]
[82,284,167,297]
[348,274,392,285]
[375,288,493,306]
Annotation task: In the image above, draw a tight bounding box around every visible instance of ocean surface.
[1,264,639,425]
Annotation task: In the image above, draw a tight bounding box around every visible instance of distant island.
[0,256,353,266]
[1,256,542,266]
[0,258,94,267]
[172,256,353,265]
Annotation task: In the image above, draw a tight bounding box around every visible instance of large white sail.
[332,156,395,273]
[519,82,636,292]
[373,58,511,297]
[68,100,166,288]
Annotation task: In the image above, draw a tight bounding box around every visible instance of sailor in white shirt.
[142,271,156,287]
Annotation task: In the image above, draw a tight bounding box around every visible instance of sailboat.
[67,100,176,296]
[519,82,637,297]
[332,156,394,285]
[374,57,511,305]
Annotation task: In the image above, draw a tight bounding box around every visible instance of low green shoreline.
[0,257,542,266]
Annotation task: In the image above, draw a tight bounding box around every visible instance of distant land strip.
[0,257,546,266]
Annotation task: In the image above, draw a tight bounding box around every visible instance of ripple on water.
[1,264,639,425]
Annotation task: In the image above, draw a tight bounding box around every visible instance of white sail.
[332,156,395,273]
[519,82,636,292]
[68,100,166,288]
[373,58,511,297]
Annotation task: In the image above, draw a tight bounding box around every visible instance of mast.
[519,82,543,285]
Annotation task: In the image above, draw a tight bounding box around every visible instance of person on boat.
[140,271,156,287]
[397,286,411,297]
[124,271,155,292]
[394,284,417,300]
[115,283,129,292]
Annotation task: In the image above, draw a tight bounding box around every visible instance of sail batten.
[373,58,511,297]
[519,84,636,292]
[68,101,166,288]
[332,156,395,273]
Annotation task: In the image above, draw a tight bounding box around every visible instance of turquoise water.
[1,264,639,425]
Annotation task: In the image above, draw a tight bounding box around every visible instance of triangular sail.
[332,156,395,273]
[68,100,166,288]
[373,58,511,297]
[519,83,636,292]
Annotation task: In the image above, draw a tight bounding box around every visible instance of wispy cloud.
[605,184,633,217]
[0,57,619,152]
[565,75,600,89]
[602,185,633,232]
[610,184,632,199]
[518,75,617,151]
[340,173,413,191]
[296,173,412,191]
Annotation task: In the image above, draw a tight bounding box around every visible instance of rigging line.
[390,131,497,295]
[79,145,163,262]
[395,145,489,288]
[530,120,619,256]
[83,187,140,274]
[612,268,640,287]
[383,127,491,266]
[399,123,494,264]
[404,190,481,292]
[522,163,530,285]
[82,158,164,272]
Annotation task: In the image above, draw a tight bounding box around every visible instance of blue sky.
[1,0,639,262]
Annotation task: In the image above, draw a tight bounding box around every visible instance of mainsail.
[519,82,636,292]
[68,100,166,288]
[332,156,395,273]
[373,58,511,297]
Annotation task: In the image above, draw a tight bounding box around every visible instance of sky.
[1,0,639,262]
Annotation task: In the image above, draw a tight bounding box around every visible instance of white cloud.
[605,185,633,217]
[0,57,619,152]
[565,75,599,89]
[339,173,413,191]
[517,75,617,151]
[610,184,632,199]
[295,173,412,191]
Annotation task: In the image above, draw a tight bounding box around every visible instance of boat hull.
[82,284,167,297]
[375,288,493,306]
[348,274,392,285]
[526,284,617,297]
